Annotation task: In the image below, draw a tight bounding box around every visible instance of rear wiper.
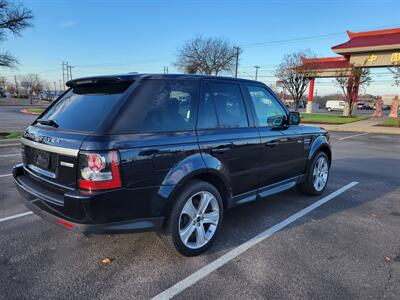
[36,118,59,128]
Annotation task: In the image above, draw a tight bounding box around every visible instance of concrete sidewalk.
[303,117,400,135]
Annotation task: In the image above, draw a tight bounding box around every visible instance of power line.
[239,23,400,48]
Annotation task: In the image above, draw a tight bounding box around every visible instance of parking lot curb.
[305,123,400,135]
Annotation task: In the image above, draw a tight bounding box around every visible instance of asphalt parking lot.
[0,131,399,299]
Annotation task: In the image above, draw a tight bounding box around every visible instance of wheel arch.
[159,168,231,221]
[307,135,332,169]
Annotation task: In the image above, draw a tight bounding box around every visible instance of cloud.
[59,20,77,28]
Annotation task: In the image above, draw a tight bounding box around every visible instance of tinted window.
[38,83,130,132]
[209,82,248,128]
[247,85,287,127]
[113,79,198,133]
[197,85,218,129]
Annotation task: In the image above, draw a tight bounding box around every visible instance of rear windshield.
[36,83,131,132]
[112,79,199,133]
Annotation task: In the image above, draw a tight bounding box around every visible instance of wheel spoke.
[179,190,220,249]
[196,225,207,246]
[203,211,219,225]
[180,224,196,244]
[181,199,197,220]
[198,192,212,214]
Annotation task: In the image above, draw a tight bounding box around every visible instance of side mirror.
[288,111,300,125]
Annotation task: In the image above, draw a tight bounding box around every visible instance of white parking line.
[0,153,20,158]
[0,173,12,178]
[152,181,359,300]
[0,143,19,148]
[339,132,369,141]
[0,211,33,223]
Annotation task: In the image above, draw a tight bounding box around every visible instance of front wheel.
[298,152,330,195]
[161,180,223,256]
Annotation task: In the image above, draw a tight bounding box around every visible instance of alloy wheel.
[178,191,220,249]
[313,156,329,191]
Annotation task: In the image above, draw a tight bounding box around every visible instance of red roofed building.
[332,28,400,54]
[297,27,400,113]
[300,56,352,77]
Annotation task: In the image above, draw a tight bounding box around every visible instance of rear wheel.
[298,152,330,195]
[161,180,223,256]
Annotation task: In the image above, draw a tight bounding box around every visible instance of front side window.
[209,82,248,128]
[113,79,198,133]
[247,85,287,127]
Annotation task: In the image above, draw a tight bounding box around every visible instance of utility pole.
[53,81,56,93]
[59,80,62,92]
[62,61,73,90]
[254,65,260,80]
[62,61,66,91]
[14,75,19,97]
[68,65,74,80]
[234,46,241,78]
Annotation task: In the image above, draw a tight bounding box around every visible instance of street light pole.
[234,46,241,78]
[254,65,260,80]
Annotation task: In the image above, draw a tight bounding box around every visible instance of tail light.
[78,150,122,191]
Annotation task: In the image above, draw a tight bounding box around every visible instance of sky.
[1,0,400,96]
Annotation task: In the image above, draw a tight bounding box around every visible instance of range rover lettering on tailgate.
[13,74,331,256]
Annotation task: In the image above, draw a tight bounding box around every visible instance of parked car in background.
[326,100,345,111]
[13,74,331,256]
[357,102,369,110]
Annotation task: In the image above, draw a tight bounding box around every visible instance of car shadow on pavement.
[203,157,400,256]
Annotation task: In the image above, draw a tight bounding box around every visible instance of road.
[0,106,38,132]
[0,132,399,299]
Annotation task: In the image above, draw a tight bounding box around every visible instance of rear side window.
[112,79,198,133]
[208,82,248,128]
[37,83,131,132]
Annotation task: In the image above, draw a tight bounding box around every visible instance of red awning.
[332,28,400,51]
[300,57,352,70]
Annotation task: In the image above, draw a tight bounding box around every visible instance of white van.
[326,100,345,111]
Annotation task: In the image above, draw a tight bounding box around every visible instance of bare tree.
[42,80,52,100]
[19,73,41,104]
[334,67,371,117]
[0,75,6,95]
[275,50,317,111]
[5,82,14,95]
[0,0,33,68]
[389,66,400,86]
[175,36,239,75]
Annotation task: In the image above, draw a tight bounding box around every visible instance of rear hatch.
[21,78,133,189]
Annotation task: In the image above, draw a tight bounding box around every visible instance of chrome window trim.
[20,137,79,157]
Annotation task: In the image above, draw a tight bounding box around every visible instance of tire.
[297,152,330,196]
[327,107,332,111]
[161,180,223,256]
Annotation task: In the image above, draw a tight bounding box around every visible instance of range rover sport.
[13,74,331,256]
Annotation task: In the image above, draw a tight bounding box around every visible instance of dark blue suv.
[13,74,331,256]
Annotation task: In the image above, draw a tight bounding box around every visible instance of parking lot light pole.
[234,46,240,78]
[254,65,260,80]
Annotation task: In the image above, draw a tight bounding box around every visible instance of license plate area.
[36,150,50,170]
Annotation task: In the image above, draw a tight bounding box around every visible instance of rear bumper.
[13,164,164,234]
